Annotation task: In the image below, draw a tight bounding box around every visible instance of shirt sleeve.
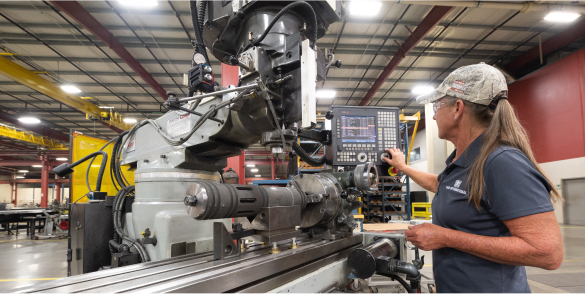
[482,148,554,221]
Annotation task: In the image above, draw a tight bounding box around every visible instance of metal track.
[11,234,362,293]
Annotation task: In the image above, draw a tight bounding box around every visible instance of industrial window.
[410,147,421,162]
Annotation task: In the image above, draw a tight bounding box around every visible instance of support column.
[10,183,15,205]
[226,152,246,185]
[40,155,49,208]
[56,183,62,202]
[271,156,275,180]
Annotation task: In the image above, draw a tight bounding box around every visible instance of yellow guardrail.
[0,125,67,149]
[412,202,432,220]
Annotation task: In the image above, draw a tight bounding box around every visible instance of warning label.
[127,133,136,153]
[167,114,192,138]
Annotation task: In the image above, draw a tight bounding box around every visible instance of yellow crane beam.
[0,125,67,150]
[0,55,133,132]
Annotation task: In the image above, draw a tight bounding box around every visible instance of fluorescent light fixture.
[18,170,29,173]
[246,164,256,167]
[61,85,81,94]
[349,1,382,17]
[99,106,114,109]
[18,117,41,124]
[15,176,25,179]
[56,157,68,161]
[124,118,137,124]
[250,168,259,173]
[255,175,262,178]
[544,11,580,23]
[32,165,42,168]
[119,0,158,8]
[412,85,435,95]
[315,90,336,99]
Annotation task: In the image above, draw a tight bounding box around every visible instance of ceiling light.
[18,117,41,124]
[246,164,256,167]
[99,106,114,109]
[18,170,29,173]
[544,11,580,23]
[15,176,25,179]
[316,90,336,99]
[56,157,68,161]
[349,1,382,17]
[124,118,137,124]
[250,168,259,173]
[32,165,42,168]
[61,85,81,94]
[119,0,158,8]
[412,85,435,95]
[255,175,262,178]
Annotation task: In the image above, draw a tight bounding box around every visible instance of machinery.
[11,1,422,292]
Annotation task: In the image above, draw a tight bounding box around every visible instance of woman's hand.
[405,223,450,251]
[382,148,407,170]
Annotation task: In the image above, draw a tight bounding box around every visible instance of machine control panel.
[330,106,400,168]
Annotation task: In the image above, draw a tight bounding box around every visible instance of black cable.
[345,5,411,105]
[43,1,163,106]
[190,0,210,65]
[375,7,468,106]
[380,274,413,293]
[69,151,108,191]
[0,12,147,116]
[105,1,186,96]
[246,1,318,51]
[292,140,326,166]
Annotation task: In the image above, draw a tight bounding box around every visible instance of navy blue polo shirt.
[432,134,554,293]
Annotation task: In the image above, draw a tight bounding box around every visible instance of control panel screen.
[340,116,376,143]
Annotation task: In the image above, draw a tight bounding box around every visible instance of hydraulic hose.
[392,261,420,278]
[380,273,414,293]
[292,140,326,166]
[70,151,107,192]
[248,1,318,50]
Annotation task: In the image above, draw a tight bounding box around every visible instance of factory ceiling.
[0,1,584,176]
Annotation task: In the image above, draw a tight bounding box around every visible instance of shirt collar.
[445,133,485,168]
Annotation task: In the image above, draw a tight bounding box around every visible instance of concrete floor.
[0,225,583,292]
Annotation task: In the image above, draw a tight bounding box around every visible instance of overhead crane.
[0,54,134,133]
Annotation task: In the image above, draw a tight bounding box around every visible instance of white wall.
[538,157,585,224]
[408,128,428,193]
[0,184,70,206]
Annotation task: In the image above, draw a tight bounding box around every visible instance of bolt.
[270,242,280,254]
[290,237,298,249]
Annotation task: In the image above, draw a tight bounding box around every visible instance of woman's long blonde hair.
[444,96,561,208]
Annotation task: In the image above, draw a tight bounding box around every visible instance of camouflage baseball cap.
[416,62,508,106]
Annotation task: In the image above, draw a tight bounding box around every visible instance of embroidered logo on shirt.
[454,180,462,188]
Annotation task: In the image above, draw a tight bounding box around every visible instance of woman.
[383,63,563,293]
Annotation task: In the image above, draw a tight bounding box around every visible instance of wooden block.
[353,214,364,219]
[363,223,411,232]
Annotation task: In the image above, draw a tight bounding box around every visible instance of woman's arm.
[383,148,439,193]
[405,211,564,270]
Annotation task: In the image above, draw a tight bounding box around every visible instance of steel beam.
[50,1,168,101]
[0,140,34,150]
[0,178,68,184]
[0,160,62,166]
[0,150,69,156]
[505,17,585,73]
[0,110,69,142]
[358,6,455,106]
[0,56,132,133]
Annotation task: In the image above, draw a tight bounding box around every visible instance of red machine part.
[59,221,69,230]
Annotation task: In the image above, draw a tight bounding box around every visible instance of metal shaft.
[179,84,258,102]
[185,181,306,220]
